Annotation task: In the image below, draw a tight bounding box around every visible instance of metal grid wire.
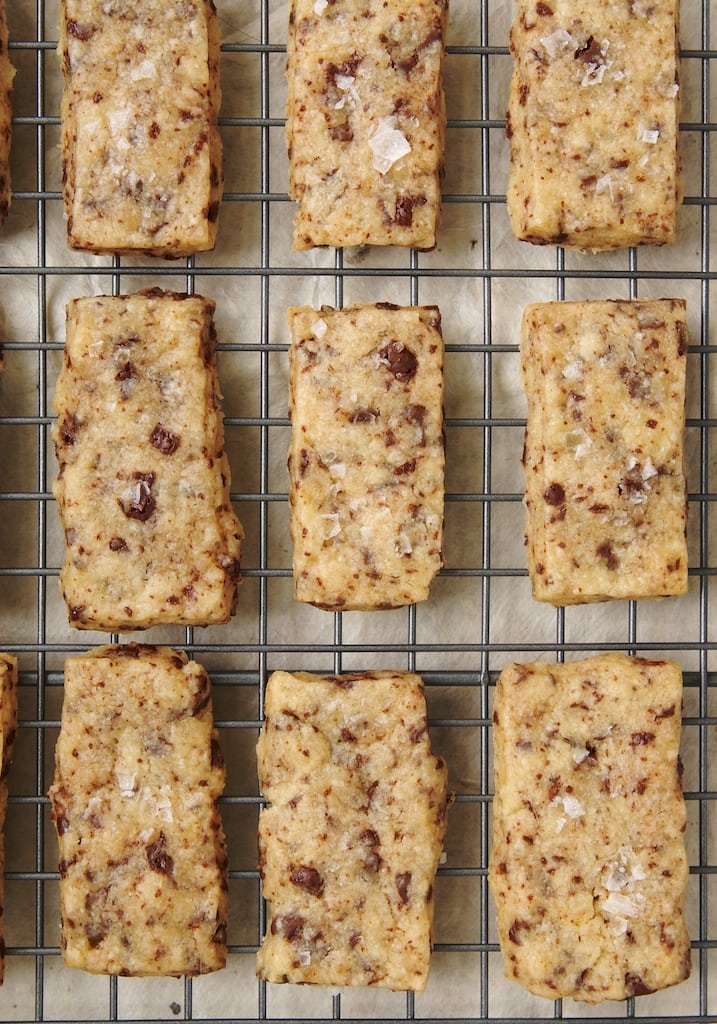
[0,0,715,1021]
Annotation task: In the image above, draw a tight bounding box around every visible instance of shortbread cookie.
[0,4,14,226]
[521,299,688,605]
[257,670,448,991]
[0,653,17,985]
[489,654,690,1002]
[48,644,228,977]
[288,303,444,610]
[507,1,681,249]
[286,0,447,249]
[52,290,243,631]
[60,0,222,256]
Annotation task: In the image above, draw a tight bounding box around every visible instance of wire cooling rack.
[0,0,715,1022]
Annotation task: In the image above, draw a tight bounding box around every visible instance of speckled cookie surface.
[256,670,448,991]
[287,0,447,249]
[489,654,690,1003]
[0,3,15,227]
[288,303,444,610]
[52,290,243,632]
[48,644,228,977]
[521,299,688,605]
[0,653,17,985]
[60,0,222,256]
[507,0,681,249]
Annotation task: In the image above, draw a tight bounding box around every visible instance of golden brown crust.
[256,670,448,991]
[48,644,228,977]
[60,0,223,256]
[0,3,15,227]
[288,303,444,610]
[507,0,681,249]
[0,653,17,986]
[489,654,691,1003]
[287,0,447,249]
[52,291,243,631]
[521,299,688,605]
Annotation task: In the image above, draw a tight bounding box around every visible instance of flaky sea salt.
[541,28,575,59]
[368,117,411,174]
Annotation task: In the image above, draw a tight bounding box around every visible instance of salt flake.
[602,891,640,917]
[368,117,411,174]
[540,29,575,59]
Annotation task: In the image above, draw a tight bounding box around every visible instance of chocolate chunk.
[396,870,412,905]
[393,194,427,227]
[596,539,619,571]
[349,407,379,423]
[379,341,418,382]
[272,914,305,942]
[624,972,655,997]
[290,865,324,896]
[121,472,156,522]
[630,731,655,746]
[115,361,137,383]
[574,35,603,65]
[108,537,128,552]
[59,414,82,446]
[67,20,97,41]
[146,833,174,876]
[85,921,108,949]
[150,424,180,455]
[543,482,565,506]
[508,918,532,944]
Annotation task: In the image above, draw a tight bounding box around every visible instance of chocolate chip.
[59,414,82,445]
[574,35,603,64]
[543,482,565,506]
[630,731,655,746]
[54,812,70,836]
[290,865,324,896]
[396,871,412,905]
[109,537,128,552]
[121,472,156,522]
[597,540,619,571]
[676,321,688,356]
[150,424,180,455]
[272,914,305,941]
[210,736,224,769]
[329,123,353,142]
[115,361,137,382]
[85,921,107,949]
[67,19,97,41]
[508,918,532,944]
[379,342,418,382]
[349,407,379,423]
[624,972,655,997]
[393,194,427,227]
[146,833,174,876]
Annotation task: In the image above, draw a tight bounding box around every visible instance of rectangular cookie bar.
[521,299,688,605]
[52,290,243,631]
[507,1,681,249]
[0,3,14,227]
[286,0,447,250]
[60,0,222,257]
[0,653,17,985]
[48,644,228,977]
[489,654,691,1003]
[288,303,444,610]
[256,670,448,990]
